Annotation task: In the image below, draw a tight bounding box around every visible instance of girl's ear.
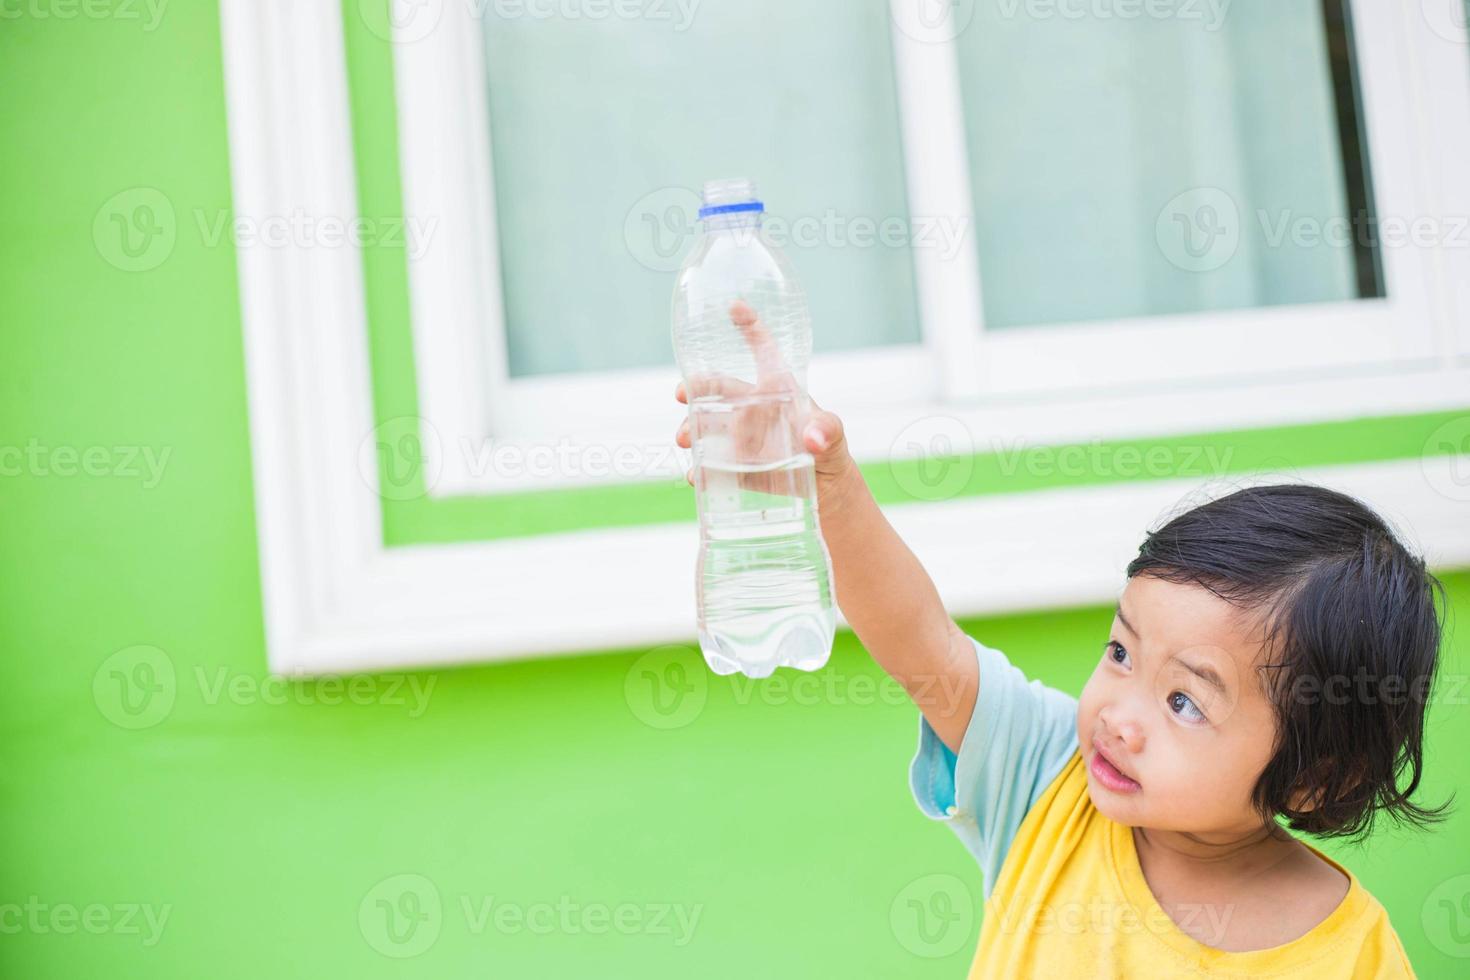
[1283,758,1366,816]
[1286,780,1325,814]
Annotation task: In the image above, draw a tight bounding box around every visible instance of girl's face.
[1077,574,1283,834]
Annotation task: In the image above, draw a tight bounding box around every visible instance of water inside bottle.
[690,391,836,677]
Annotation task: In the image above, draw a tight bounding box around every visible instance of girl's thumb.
[803,410,846,462]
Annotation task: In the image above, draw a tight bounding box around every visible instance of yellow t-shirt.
[973,750,1415,978]
[908,636,1416,978]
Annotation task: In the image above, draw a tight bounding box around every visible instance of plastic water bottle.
[671,177,837,678]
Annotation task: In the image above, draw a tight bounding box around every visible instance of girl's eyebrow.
[1115,602,1230,697]
[1173,657,1229,697]
[1114,602,1137,638]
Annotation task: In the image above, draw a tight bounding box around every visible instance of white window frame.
[221,0,1470,675]
[394,0,1470,497]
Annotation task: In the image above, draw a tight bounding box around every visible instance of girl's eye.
[1168,691,1206,723]
[1105,640,1129,666]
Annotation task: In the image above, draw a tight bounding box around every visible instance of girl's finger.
[684,372,755,401]
[803,408,846,459]
[730,301,792,383]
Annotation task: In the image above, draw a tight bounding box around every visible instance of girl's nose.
[1098,704,1145,752]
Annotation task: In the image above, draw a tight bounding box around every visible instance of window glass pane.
[954,0,1381,330]
[483,2,921,378]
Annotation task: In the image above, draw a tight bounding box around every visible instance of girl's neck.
[1134,822,1297,871]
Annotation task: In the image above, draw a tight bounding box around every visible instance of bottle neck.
[700,212,764,234]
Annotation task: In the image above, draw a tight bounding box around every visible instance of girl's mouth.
[1089,744,1142,794]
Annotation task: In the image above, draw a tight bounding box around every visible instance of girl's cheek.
[1077,669,1108,718]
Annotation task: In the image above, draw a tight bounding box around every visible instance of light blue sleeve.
[908,634,1080,898]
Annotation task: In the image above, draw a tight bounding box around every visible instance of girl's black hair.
[1127,483,1452,842]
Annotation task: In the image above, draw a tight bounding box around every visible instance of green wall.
[3,4,1469,978]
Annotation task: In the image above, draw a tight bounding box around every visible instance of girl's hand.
[673,300,853,505]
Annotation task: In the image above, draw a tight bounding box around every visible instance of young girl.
[673,303,1448,977]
